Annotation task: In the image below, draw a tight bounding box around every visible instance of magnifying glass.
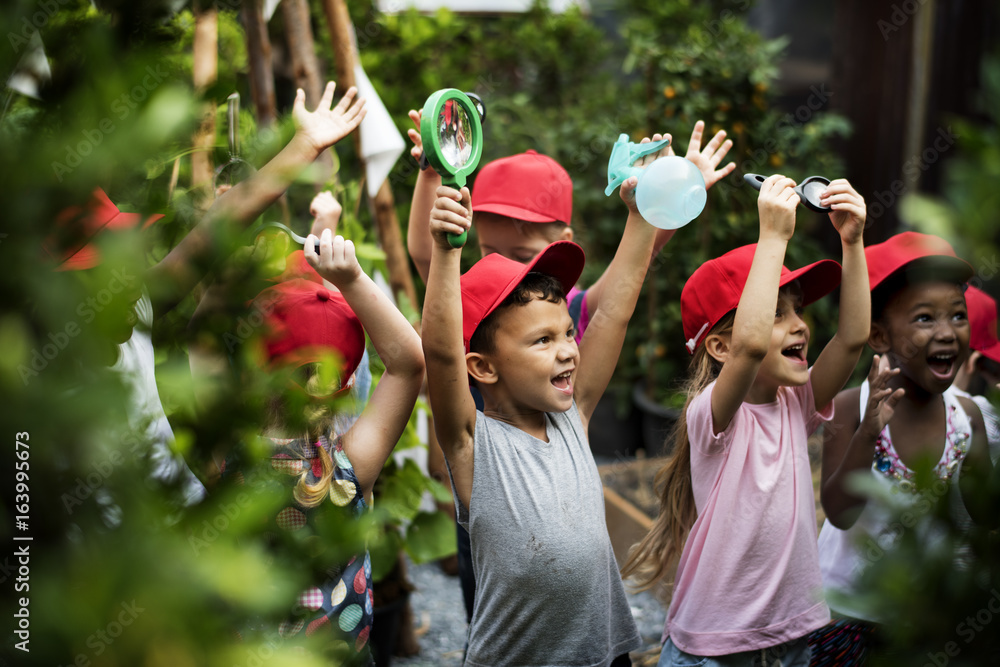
[215,93,256,190]
[744,173,832,213]
[420,89,485,248]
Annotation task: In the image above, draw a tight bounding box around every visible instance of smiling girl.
[813,232,994,664]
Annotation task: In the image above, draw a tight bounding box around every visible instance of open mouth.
[551,370,573,395]
[781,343,807,365]
[927,353,957,380]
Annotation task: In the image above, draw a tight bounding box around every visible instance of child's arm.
[574,135,666,427]
[421,186,477,510]
[810,179,870,409]
[405,109,441,284]
[582,121,735,326]
[710,175,797,434]
[147,83,366,313]
[821,355,904,528]
[304,229,424,499]
[308,190,342,239]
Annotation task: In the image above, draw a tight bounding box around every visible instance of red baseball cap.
[865,231,973,291]
[45,188,165,271]
[461,240,585,352]
[964,285,1000,363]
[471,150,573,224]
[255,279,365,395]
[681,244,842,354]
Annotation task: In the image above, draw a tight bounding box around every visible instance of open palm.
[293,81,367,153]
[677,120,736,190]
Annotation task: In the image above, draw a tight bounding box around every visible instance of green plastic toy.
[420,89,485,248]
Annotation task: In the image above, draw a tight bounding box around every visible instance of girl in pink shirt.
[622,175,869,666]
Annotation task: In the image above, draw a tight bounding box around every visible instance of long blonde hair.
[265,390,342,509]
[620,313,733,590]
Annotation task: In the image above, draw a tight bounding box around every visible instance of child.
[223,229,424,662]
[421,135,669,666]
[953,285,1000,462]
[407,110,734,622]
[47,83,366,507]
[622,175,871,666]
[813,232,993,663]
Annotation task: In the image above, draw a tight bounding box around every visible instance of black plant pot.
[631,381,680,455]
[587,384,643,460]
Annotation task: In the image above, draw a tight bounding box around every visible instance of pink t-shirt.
[664,374,833,655]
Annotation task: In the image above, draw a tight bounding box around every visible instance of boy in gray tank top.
[421,137,668,666]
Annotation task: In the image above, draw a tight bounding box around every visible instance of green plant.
[366,395,457,582]
[617,0,851,405]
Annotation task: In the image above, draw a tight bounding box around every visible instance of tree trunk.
[281,0,334,191]
[321,0,418,316]
[242,0,277,128]
[191,4,218,208]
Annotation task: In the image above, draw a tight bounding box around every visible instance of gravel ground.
[393,556,666,667]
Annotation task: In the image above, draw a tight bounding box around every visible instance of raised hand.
[304,229,363,288]
[309,191,343,238]
[821,179,866,245]
[429,186,472,250]
[757,174,799,241]
[406,109,437,175]
[293,82,367,153]
[621,132,672,213]
[861,354,904,437]
[680,120,736,190]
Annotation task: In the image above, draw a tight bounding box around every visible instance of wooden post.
[281,0,335,191]
[282,0,323,104]
[191,3,218,208]
[242,0,277,128]
[321,0,418,315]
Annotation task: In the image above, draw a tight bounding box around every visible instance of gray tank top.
[453,402,641,666]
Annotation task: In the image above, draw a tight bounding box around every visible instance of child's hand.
[821,179,866,245]
[309,191,342,238]
[757,174,799,241]
[293,82,367,154]
[620,132,672,214]
[429,186,472,250]
[680,120,736,190]
[406,109,437,175]
[860,354,905,438]
[304,229,363,288]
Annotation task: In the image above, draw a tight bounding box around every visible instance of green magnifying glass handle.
[443,176,468,248]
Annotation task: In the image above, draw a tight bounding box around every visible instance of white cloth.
[112,294,206,507]
[950,386,1000,463]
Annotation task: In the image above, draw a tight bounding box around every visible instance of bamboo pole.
[320,0,418,316]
